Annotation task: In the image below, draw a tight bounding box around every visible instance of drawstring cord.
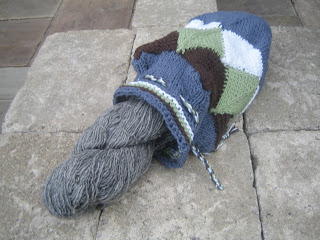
[191,123,238,190]
[191,144,223,190]
[142,75,239,190]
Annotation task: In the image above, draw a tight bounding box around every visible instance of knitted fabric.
[114,11,272,169]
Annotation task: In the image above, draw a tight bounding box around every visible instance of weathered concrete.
[245,27,320,134]
[0,19,52,67]
[0,101,11,134]
[0,67,29,100]
[48,0,135,34]
[0,0,62,20]
[132,0,217,28]
[217,0,302,27]
[0,133,101,239]
[2,30,135,133]
[249,131,320,240]
[293,0,320,28]
[96,131,261,239]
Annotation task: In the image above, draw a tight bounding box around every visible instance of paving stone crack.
[290,0,303,26]
[125,33,137,84]
[28,0,63,66]
[93,209,104,240]
[129,0,138,29]
[243,114,265,240]
[246,127,320,137]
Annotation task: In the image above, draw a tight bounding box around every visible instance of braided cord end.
[191,144,223,190]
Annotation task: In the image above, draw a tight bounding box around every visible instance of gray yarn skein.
[42,98,173,217]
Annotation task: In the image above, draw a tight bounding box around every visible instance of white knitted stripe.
[241,85,260,114]
[127,81,194,142]
[185,19,221,30]
[221,30,263,78]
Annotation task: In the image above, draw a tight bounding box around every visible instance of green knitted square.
[177,28,224,58]
[210,67,260,116]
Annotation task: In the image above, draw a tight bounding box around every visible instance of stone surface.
[249,131,320,240]
[132,0,217,28]
[96,131,261,239]
[245,27,320,134]
[3,30,135,133]
[293,0,320,27]
[217,0,301,26]
[217,0,296,16]
[0,19,51,67]
[0,100,11,134]
[0,0,61,20]
[261,16,302,26]
[48,0,135,34]
[0,67,29,100]
[0,133,101,239]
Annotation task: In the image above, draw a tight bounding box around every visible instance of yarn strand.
[42,98,173,217]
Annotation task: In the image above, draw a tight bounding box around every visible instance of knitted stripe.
[221,30,263,78]
[182,20,263,79]
[185,19,221,30]
[126,81,194,143]
[210,67,260,116]
[176,28,224,57]
[181,48,226,109]
[134,31,179,59]
[241,85,260,114]
[187,11,272,88]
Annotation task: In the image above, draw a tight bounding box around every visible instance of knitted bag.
[114,11,272,188]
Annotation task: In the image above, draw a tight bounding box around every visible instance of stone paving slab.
[0,100,11,134]
[217,0,296,16]
[47,0,135,34]
[96,131,261,239]
[0,0,61,20]
[249,131,320,240]
[245,27,320,134]
[2,29,135,133]
[0,18,51,67]
[0,67,29,100]
[293,0,320,27]
[132,0,217,28]
[0,132,101,239]
[257,15,302,26]
[216,0,302,26]
[217,0,302,26]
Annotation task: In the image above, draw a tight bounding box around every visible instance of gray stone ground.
[1,1,320,239]
[0,68,29,134]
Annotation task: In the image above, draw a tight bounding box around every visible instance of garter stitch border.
[114,11,272,188]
